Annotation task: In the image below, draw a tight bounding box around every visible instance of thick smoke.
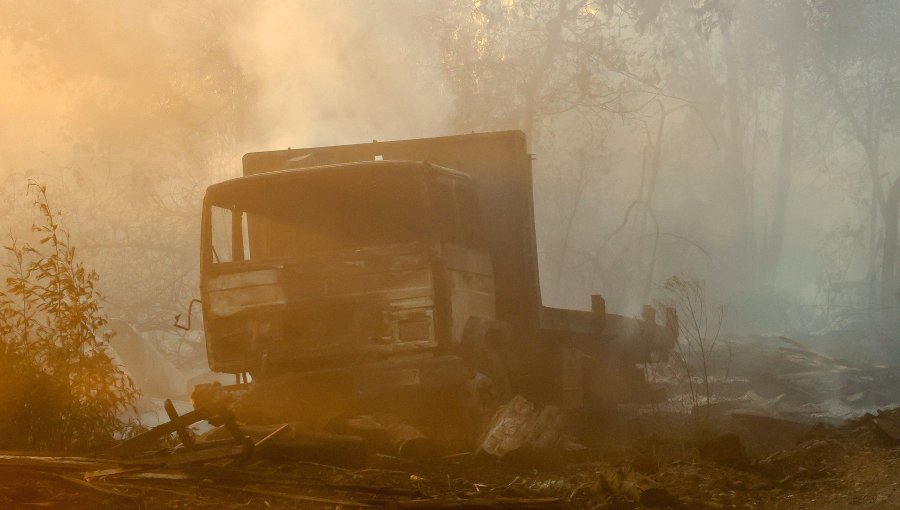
[0,1,453,334]
[0,0,896,358]
[231,0,454,149]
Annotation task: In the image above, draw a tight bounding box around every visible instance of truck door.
[430,175,495,346]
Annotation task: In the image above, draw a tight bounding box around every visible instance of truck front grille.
[286,303,385,347]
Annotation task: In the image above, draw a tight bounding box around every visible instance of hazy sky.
[0,1,893,335]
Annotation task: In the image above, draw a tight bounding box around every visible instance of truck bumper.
[227,354,467,425]
[324,354,466,397]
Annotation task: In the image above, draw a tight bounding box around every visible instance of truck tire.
[459,341,512,442]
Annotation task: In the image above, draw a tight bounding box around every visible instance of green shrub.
[0,183,138,451]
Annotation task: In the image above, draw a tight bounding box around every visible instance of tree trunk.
[880,179,900,305]
[639,100,668,304]
[824,61,885,312]
[764,1,801,284]
[722,26,754,275]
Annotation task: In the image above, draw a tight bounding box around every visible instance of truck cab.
[201,161,495,388]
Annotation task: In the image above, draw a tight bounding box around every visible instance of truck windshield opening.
[206,167,427,264]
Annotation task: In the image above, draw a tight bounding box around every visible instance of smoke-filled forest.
[1,1,900,509]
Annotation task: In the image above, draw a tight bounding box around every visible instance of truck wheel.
[460,342,512,440]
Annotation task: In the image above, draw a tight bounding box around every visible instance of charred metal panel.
[446,269,495,345]
[538,304,675,364]
[440,243,496,346]
[206,269,280,291]
[539,306,604,334]
[207,284,286,318]
[202,243,439,373]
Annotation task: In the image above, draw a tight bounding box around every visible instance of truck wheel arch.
[459,316,511,350]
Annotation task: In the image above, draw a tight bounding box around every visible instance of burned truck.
[198,130,675,425]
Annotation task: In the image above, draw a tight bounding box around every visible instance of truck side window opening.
[248,213,267,260]
[210,206,233,263]
[241,212,251,261]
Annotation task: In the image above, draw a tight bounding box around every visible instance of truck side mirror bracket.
[174,299,203,331]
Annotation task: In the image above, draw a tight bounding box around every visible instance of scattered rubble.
[867,408,900,443]
[4,330,900,508]
[655,334,900,424]
[478,396,563,458]
[1,393,898,508]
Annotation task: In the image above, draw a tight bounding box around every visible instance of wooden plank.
[165,399,196,449]
[110,407,210,456]
[161,443,250,467]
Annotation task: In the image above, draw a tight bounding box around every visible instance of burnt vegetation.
[0,184,137,451]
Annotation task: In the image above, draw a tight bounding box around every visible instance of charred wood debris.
[2,335,900,509]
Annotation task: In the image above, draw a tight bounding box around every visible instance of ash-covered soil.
[2,408,898,509]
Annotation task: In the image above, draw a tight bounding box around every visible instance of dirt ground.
[1,408,897,509]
